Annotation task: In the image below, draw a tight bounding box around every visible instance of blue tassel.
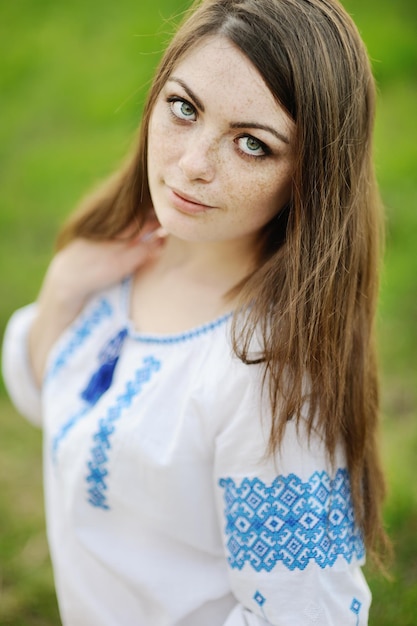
[80,328,127,406]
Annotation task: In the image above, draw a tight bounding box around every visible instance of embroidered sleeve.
[1,290,117,428]
[2,304,43,426]
[213,364,371,626]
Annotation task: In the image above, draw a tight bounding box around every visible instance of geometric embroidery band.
[46,297,113,381]
[219,469,365,572]
[85,356,161,510]
[50,328,128,462]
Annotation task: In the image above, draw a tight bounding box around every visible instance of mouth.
[168,187,216,214]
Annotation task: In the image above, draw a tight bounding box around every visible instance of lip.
[168,187,216,215]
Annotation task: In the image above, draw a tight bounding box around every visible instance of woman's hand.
[28,224,166,387]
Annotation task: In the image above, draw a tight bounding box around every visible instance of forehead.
[168,35,294,132]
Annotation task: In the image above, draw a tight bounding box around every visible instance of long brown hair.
[57,0,389,565]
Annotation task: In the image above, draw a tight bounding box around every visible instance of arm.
[2,304,43,425]
[212,362,370,626]
[28,228,164,386]
[2,225,165,423]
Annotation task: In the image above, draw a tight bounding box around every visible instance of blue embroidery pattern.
[51,328,128,462]
[47,298,113,380]
[80,328,127,405]
[350,598,362,625]
[86,356,161,510]
[253,590,267,620]
[133,312,233,344]
[219,469,365,572]
[52,406,90,463]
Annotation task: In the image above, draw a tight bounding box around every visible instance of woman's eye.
[169,98,196,121]
[237,135,267,157]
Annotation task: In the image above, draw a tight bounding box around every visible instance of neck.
[156,234,257,291]
[130,233,257,334]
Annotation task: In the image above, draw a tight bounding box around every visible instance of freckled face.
[147,35,295,247]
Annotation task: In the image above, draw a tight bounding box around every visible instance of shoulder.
[44,278,129,382]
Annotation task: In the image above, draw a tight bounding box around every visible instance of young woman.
[2,0,388,624]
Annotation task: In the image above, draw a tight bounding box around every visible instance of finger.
[138,226,168,243]
[116,214,161,244]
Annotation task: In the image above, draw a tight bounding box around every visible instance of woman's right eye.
[167,97,197,121]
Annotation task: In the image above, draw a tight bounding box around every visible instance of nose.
[178,131,216,182]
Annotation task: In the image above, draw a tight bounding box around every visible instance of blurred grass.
[0,0,416,623]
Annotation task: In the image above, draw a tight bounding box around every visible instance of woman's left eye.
[237,135,268,157]
[168,98,196,121]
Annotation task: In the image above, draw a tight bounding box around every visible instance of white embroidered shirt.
[2,278,371,626]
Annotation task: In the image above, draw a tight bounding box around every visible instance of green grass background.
[0,0,416,623]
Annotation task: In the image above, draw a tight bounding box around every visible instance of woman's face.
[147,36,295,249]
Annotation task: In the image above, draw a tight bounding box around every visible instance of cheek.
[148,118,161,161]
[226,165,293,223]
[149,124,182,178]
[148,107,173,163]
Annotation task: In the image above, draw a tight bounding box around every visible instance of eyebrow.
[168,77,205,112]
[230,122,290,145]
[167,76,290,145]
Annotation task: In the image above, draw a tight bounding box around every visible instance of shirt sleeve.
[1,304,43,427]
[212,357,371,626]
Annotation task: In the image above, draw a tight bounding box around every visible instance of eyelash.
[167,96,197,122]
[236,135,271,160]
[165,96,272,161]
